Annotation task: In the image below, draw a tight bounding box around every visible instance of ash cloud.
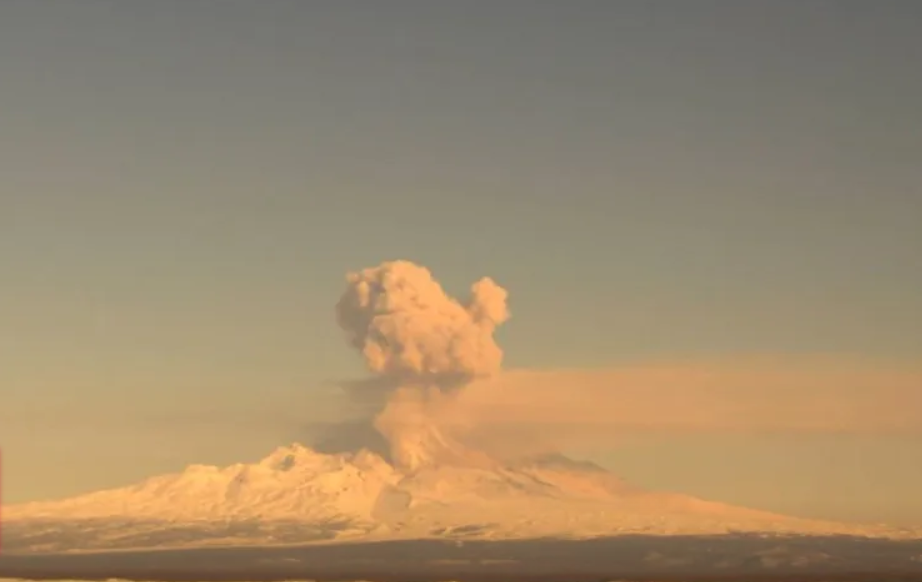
[335,260,509,385]
[331,260,510,470]
[437,361,922,459]
[318,260,922,469]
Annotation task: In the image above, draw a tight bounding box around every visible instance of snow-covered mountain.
[3,443,918,554]
[7,445,397,523]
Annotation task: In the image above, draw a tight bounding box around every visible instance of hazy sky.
[1,1,920,525]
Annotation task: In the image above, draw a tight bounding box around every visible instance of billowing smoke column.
[336,260,510,470]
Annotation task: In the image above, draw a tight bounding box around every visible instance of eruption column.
[335,260,510,470]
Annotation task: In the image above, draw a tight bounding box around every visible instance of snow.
[3,443,920,553]
[5,444,398,524]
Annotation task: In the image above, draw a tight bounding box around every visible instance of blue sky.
[1,1,920,524]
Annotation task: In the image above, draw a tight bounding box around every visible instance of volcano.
[6,260,919,555]
[3,443,916,554]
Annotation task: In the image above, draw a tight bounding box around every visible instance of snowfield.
[3,443,919,555]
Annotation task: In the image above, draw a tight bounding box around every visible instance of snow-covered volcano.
[4,443,917,554]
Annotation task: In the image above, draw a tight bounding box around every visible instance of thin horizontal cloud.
[380,355,922,458]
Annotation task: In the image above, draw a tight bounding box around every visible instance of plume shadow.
[303,373,475,461]
[299,377,397,460]
[305,417,392,460]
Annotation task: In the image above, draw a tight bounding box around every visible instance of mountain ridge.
[4,443,919,554]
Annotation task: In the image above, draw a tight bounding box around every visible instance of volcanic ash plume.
[335,260,510,470]
[336,260,509,382]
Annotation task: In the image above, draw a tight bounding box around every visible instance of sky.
[1,1,921,525]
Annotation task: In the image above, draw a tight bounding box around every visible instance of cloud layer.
[430,359,922,459]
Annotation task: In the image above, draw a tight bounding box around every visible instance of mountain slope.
[6,445,397,523]
[3,443,917,553]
